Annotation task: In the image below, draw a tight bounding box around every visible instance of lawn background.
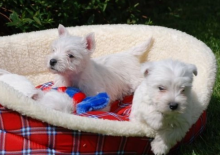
[1,0,220,154]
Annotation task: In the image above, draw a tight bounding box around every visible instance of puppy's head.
[47,24,95,76]
[0,73,44,100]
[38,90,74,114]
[141,59,197,114]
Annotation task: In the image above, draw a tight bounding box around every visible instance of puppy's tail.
[0,69,11,75]
[129,36,153,62]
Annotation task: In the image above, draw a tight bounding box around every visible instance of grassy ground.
[149,0,220,154]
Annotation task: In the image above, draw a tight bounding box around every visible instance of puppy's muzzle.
[50,59,57,66]
[169,102,178,110]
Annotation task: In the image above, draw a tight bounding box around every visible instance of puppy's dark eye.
[181,89,185,93]
[68,54,74,58]
[158,86,166,91]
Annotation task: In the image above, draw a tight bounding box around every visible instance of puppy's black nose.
[50,59,57,66]
[169,102,178,110]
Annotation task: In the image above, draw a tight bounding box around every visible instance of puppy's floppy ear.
[58,24,69,37]
[31,93,39,100]
[141,62,153,77]
[31,90,44,101]
[0,69,11,75]
[85,32,96,53]
[188,64,198,76]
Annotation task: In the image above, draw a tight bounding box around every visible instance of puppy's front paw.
[150,120,163,130]
[151,138,169,155]
[145,112,163,130]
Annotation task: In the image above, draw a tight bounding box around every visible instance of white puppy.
[0,69,73,113]
[37,89,74,114]
[47,24,152,111]
[0,69,42,100]
[130,59,197,155]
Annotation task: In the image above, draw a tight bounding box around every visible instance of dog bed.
[0,24,216,154]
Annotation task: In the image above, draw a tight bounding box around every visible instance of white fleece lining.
[0,82,155,137]
[0,24,216,137]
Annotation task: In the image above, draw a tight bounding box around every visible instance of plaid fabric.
[0,82,207,154]
[37,82,132,120]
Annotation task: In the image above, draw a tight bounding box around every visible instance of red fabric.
[0,82,207,154]
[72,92,86,103]
[57,87,67,92]
[0,103,207,155]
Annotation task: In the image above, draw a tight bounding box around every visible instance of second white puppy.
[0,69,73,114]
[0,69,42,100]
[47,24,152,111]
[130,59,198,155]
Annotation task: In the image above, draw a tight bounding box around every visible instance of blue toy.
[52,86,110,114]
[76,92,110,114]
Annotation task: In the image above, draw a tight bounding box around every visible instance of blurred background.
[1,0,220,154]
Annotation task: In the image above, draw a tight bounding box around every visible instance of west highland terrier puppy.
[130,59,197,155]
[37,89,74,114]
[0,69,74,113]
[47,24,152,111]
[0,69,43,100]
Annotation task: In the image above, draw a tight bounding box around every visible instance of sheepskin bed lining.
[0,24,216,137]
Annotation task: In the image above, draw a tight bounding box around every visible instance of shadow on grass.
[148,0,220,45]
[179,94,220,155]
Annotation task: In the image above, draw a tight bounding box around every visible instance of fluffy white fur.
[38,89,74,114]
[130,59,199,155]
[0,69,42,99]
[0,69,74,113]
[47,24,152,111]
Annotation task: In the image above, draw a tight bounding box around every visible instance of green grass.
[148,0,220,154]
